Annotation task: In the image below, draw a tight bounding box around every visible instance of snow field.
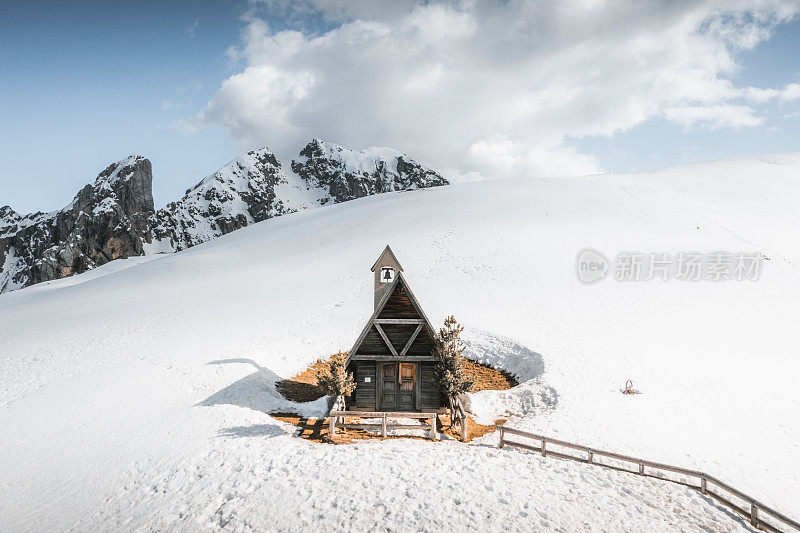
[77,421,756,532]
[2,153,799,531]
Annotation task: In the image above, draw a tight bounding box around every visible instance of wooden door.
[398,363,416,411]
[380,363,398,410]
[380,363,417,411]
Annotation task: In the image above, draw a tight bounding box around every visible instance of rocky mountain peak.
[79,155,155,216]
[0,155,156,292]
[292,139,448,204]
[1,142,448,292]
[0,205,22,236]
[148,147,298,252]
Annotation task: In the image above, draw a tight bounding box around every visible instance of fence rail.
[499,427,799,533]
[329,411,438,441]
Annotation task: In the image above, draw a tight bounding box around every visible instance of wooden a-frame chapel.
[345,246,446,412]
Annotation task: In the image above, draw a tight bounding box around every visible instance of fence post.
[700,475,707,494]
[587,449,593,464]
[329,414,336,436]
[381,413,387,438]
[751,501,759,528]
[499,427,504,448]
[639,460,644,475]
[460,415,467,442]
[430,413,438,441]
[541,437,546,457]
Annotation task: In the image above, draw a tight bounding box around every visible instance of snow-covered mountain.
[148,148,316,252]
[291,138,448,205]
[0,156,155,292]
[0,141,447,291]
[2,153,799,531]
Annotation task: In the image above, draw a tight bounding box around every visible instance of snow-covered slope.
[1,153,799,531]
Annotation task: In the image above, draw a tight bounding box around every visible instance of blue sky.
[572,22,800,173]
[1,1,799,214]
[0,0,246,212]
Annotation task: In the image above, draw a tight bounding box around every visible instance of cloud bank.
[187,0,800,179]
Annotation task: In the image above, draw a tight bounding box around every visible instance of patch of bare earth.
[275,358,329,403]
[462,358,518,391]
[274,354,515,444]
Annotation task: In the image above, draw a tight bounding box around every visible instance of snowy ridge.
[0,201,56,240]
[148,148,320,252]
[291,138,448,204]
[0,142,448,291]
[147,142,446,251]
[95,155,147,186]
[305,139,406,174]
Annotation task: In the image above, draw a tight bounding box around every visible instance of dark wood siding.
[353,361,377,409]
[380,324,418,352]
[377,284,419,319]
[406,326,436,356]
[419,362,444,409]
[354,326,393,355]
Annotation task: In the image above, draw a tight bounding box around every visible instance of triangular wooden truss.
[372,320,424,357]
[347,272,437,363]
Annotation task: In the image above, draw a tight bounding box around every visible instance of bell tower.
[370,245,403,310]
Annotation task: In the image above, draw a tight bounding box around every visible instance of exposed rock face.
[1,141,448,293]
[148,148,321,251]
[292,139,448,205]
[1,156,154,292]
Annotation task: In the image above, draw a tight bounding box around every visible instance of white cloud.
[189,0,800,178]
[665,104,764,130]
[190,65,315,137]
[744,83,800,103]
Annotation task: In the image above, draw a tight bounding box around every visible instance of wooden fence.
[499,427,800,533]
[329,411,438,441]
